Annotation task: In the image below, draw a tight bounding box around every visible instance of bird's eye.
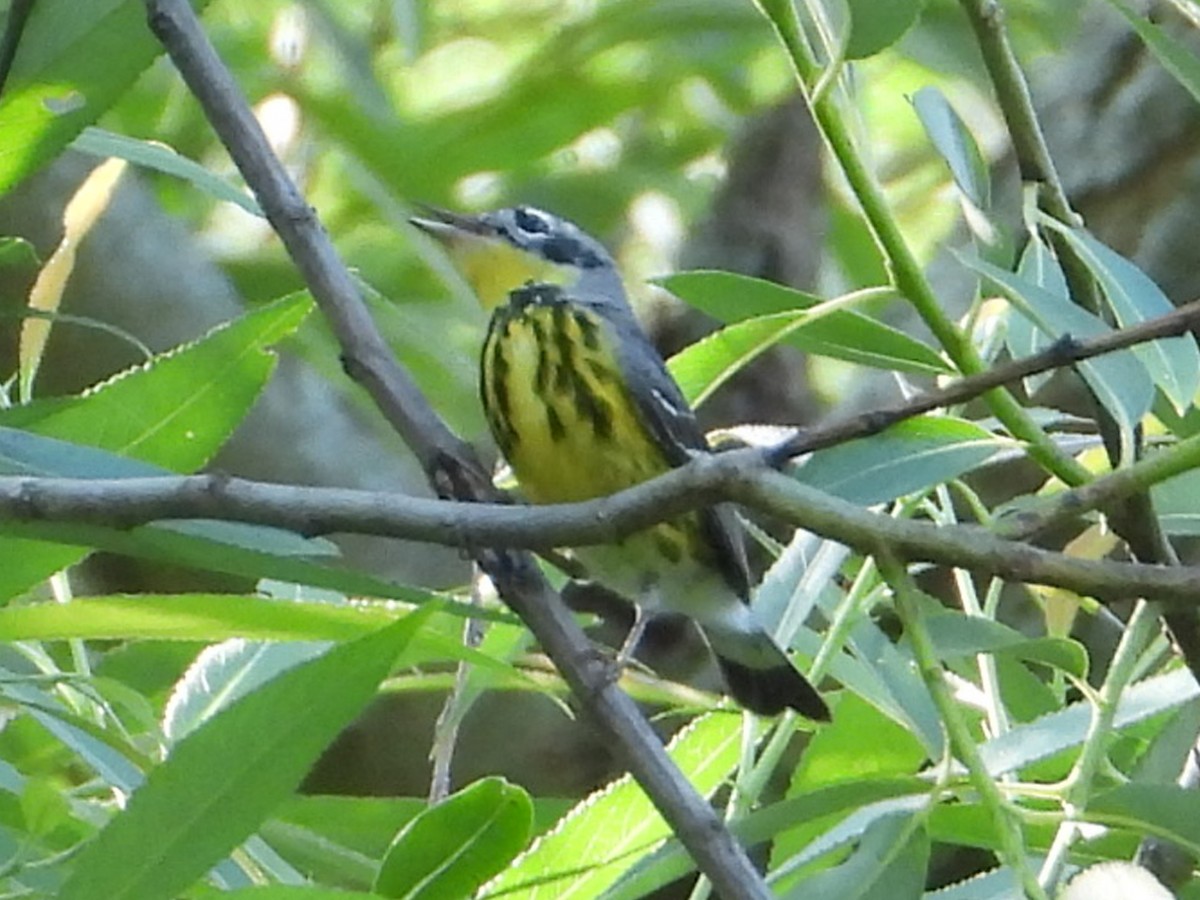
[513,207,550,234]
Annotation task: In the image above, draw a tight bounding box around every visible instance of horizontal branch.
[2,456,1196,603]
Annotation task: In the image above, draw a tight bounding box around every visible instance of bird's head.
[411,205,618,310]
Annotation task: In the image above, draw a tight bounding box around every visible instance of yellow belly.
[481,298,668,503]
[480,293,723,604]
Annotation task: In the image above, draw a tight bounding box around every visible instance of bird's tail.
[704,625,829,720]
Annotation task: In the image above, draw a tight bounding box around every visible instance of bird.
[410,204,829,719]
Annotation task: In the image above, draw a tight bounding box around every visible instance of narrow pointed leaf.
[1088,784,1200,855]
[661,270,948,378]
[1041,219,1200,413]
[790,416,1006,505]
[912,87,988,208]
[58,611,433,900]
[964,253,1153,444]
[979,668,1199,776]
[72,127,262,216]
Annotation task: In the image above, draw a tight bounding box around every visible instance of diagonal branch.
[771,298,1200,461]
[142,2,773,896]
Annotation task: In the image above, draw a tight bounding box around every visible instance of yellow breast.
[480,293,668,504]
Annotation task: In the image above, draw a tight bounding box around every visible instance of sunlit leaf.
[662,271,948,387]
[790,416,1006,505]
[484,714,740,898]
[375,777,532,899]
[57,611,433,900]
[0,0,213,193]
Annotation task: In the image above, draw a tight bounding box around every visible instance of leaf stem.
[877,551,1050,900]
[1037,598,1160,890]
[755,0,1089,486]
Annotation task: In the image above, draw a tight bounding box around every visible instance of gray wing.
[602,310,754,600]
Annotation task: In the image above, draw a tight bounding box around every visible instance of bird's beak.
[409,204,489,242]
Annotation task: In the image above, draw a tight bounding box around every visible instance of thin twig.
[998,431,1200,541]
[771,298,1200,461]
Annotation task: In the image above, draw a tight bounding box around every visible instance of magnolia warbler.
[412,205,829,719]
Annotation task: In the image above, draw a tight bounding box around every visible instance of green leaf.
[793,615,942,759]
[1041,218,1200,414]
[1,293,313,468]
[0,236,39,267]
[2,672,146,791]
[793,694,927,789]
[486,713,740,897]
[926,867,1019,899]
[57,610,434,900]
[668,310,817,407]
[928,800,1056,859]
[979,668,1198,777]
[163,640,332,743]
[790,416,1005,505]
[1005,235,1068,395]
[214,889,386,899]
[845,0,925,58]
[266,795,429,889]
[1151,464,1200,535]
[963,252,1153,447]
[0,514,486,618]
[0,595,518,687]
[912,86,988,208]
[20,775,71,838]
[0,0,212,194]
[374,777,533,899]
[752,528,849,649]
[1105,0,1200,105]
[0,294,312,600]
[661,271,949,378]
[72,127,262,216]
[606,778,930,900]
[794,813,930,899]
[923,612,1088,677]
[0,594,398,644]
[1088,784,1200,855]
[1131,700,1200,785]
[773,696,927,874]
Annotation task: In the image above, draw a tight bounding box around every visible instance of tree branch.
[143,1,468,484]
[771,298,1200,461]
[142,2,773,896]
[4,461,1200,603]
